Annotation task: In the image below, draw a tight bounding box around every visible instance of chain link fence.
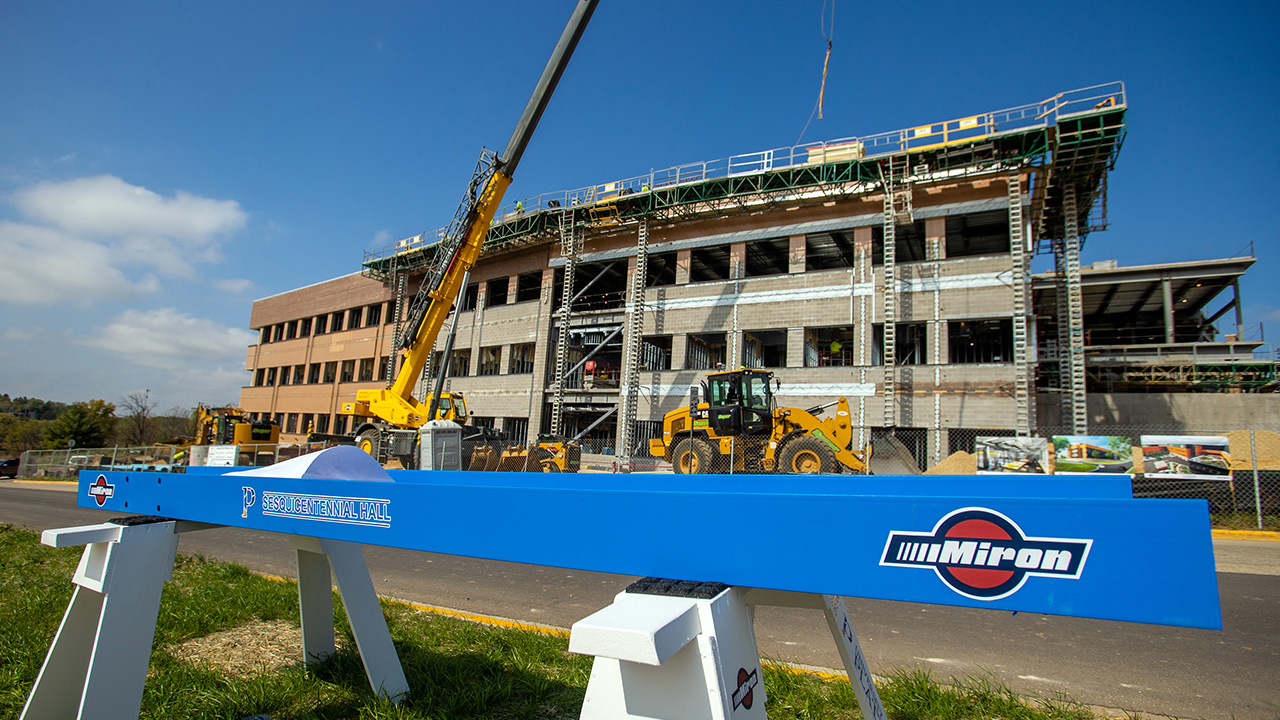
[15,426,1276,530]
[626,423,1279,531]
[15,442,338,479]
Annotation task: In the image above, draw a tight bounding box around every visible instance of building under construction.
[239,83,1276,469]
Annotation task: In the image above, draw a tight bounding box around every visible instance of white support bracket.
[21,519,181,720]
[21,520,408,720]
[291,536,409,701]
[570,585,885,720]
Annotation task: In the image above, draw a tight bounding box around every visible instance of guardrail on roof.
[368,82,1125,264]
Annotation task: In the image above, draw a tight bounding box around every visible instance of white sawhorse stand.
[21,517,408,720]
[569,581,886,720]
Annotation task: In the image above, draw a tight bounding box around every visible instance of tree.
[0,414,46,453]
[152,406,198,443]
[41,401,116,450]
[117,391,157,446]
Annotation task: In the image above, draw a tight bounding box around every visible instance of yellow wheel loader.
[648,368,870,474]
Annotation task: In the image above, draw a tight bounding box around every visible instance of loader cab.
[704,369,774,436]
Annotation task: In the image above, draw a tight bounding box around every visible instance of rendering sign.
[975,436,1049,474]
[1052,435,1135,475]
[1139,435,1231,481]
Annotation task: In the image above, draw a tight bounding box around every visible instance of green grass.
[1212,510,1280,532]
[1052,461,1104,473]
[0,523,1118,719]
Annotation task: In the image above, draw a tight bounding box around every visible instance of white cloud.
[0,220,161,305]
[7,174,247,279]
[81,307,256,372]
[212,277,256,294]
[0,175,248,304]
[13,175,246,243]
[372,229,392,246]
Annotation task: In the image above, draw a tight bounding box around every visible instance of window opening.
[804,326,854,366]
[639,336,672,371]
[686,332,727,370]
[510,343,536,374]
[689,246,730,282]
[646,252,678,286]
[742,330,787,368]
[946,210,1010,258]
[949,319,1013,363]
[515,271,541,303]
[806,230,856,271]
[461,283,479,312]
[744,237,790,277]
[478,346,501,376]
[485,277,509,307]
[872,221,927,264]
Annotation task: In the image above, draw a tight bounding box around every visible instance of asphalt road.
[3,481,1277,720]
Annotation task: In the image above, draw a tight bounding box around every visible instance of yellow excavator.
[334,0,598,472]
[648,368,871,474]
[154,404,280,447]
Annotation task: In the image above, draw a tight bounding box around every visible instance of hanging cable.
[796,0,836,146]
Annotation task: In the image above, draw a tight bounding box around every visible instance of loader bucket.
[467,445,494,471]
[867,435,922,475]
[496,446,535,472]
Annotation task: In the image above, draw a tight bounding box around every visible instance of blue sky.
[1,0,1277,410]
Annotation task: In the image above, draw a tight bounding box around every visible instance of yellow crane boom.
[345,0,598,432]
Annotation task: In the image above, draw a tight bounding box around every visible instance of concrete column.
[676,249,692,285]
[729,242,746,280]
[1162,276,1175,344]
[854,227,874,367]
[506,275,518,304]
[729,330,744,368]
[787,327,805,368]
[671,334,689,370]
[789,234,806,274]
[498,344,511,375]
[924,217,946,261]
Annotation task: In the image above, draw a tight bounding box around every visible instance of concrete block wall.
[240,177,1042,443]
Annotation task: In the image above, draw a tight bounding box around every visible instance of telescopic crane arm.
[351,0,598,429]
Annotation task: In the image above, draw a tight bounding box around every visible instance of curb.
[1211,529,1280,542]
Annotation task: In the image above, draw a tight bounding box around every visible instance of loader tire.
[778,436,837,474]
[672,437,711,474]
[356,427,380,457]
[535,448,561,472]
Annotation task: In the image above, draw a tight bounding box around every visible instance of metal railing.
[368,82,1126,263]
[15,442,340,479]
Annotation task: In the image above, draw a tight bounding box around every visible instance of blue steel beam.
[79,469,1220,630]
[189,467,1135,499]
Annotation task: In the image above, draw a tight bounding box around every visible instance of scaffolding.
[359,83,1127,447]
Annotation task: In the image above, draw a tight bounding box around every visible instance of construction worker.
[830,338,843,354]
[515,200,524,214]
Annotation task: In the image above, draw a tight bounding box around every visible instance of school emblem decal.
[880,507,1092,601]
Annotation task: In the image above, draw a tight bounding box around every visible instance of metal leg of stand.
[21,520,180,720]
[822,595,887,720]
[292,536,409,701]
